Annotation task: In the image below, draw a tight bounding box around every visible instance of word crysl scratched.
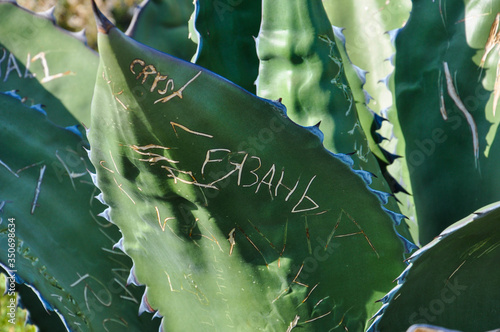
[130,59,201,104]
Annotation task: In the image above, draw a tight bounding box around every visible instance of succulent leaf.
[255,0,413,242]
[323,0,411,165]
[256,0,359,155]
[371,202,500,332]
[88,7,411,330]
[0,92,158,331]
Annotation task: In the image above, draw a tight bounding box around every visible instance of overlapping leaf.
[371,202,500,332]
[192,0,261,93]
[323,0,418,242]
[89,6,412,330]
[255,0,412,241]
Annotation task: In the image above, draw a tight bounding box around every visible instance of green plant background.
[1,0,499,331]
[0,1,138,330]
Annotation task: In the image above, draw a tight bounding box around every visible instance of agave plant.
[0,0,499,331]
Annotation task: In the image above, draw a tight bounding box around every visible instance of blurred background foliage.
[1,1,139,330]
[18,0,142,49]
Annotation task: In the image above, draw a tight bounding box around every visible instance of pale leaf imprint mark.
[155,206,175,232]
[228,228,236,255]
[101,151,136,204]
[31,165,46,214]
[278,220,288,268]
[442,62,479,168]
[438,69,448,121]
[55,150,76,189]
[438,0,447,29]
[164,271,179,292]
[113,177,135,204]
[303,310,332,324]
[301,283,319,304]
[304,216,312,254]
[247,219,277,251]
[273,264,309,304]
[446,260,466,285]
[54,150,87,185]
[494,56,500,116]
[103,318,128,332]
[68,271,135,331]
[50,294,63,302]
[113,278,138,303]
[286,315,300,332]
[0,201,6,214]
[130,144,178,164]
[170,122,213,138]
[323,209,379,258]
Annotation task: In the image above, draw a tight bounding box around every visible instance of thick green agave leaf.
[395,0,500,244]
[0,1,98,127]
[192,0,261,93]
[323,0,411,117]
[256,0,361,156]
[255,0,412,242]
[89,5,414,331]
[323,0,418,243]
[370,202,500,332]
[323,0,411,163]
[0,92,158,331]
[0,274,38,331]
[126,0,196,62]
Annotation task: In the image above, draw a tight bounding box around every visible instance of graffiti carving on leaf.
[130,58,201,104]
